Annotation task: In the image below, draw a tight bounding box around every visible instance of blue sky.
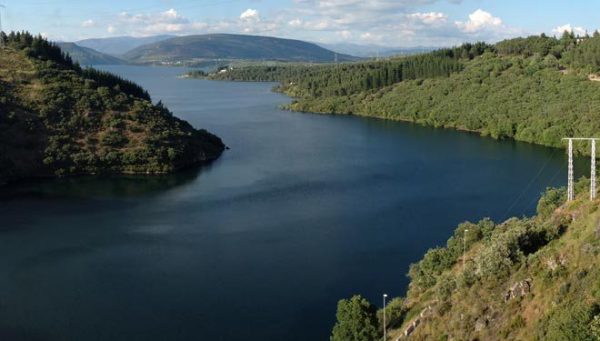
[2,0,600,46]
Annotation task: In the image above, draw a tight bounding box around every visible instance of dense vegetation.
[210,32,600,155]
[208,43,488,97]
[327,181,600,340]
[0,31,224,184]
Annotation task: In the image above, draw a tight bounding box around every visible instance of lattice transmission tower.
[563,137,599,201]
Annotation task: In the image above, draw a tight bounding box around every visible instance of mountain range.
[55,42,126,65]
[122,34,358,64]
[61,34,449,67]
[75,35,175,56]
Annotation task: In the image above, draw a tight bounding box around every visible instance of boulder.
[504,278,532,302]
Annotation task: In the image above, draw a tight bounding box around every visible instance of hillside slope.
[76,35,174,56]
[211,33,600,155]
[56,42,125,65]
[386,182,600,340]
[0,32,224,185]
[123,33,357,64]
[328,182,600,341]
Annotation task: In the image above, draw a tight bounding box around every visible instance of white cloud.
[81,19,96,28]
[336,30,352,39]
[74,1,526,47]
[407,12,447,25]
[163,9,179,20]
[289,18,303,27]
[455,9,502,33]
[281,1,514,46]
[240,9,260,21]
[359,32,384,43]
[107,25,116,34]
[552,24,586,37]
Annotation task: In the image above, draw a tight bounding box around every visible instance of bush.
[540,301,598,341]
[101,131,129,147]
[377,297,406,330]
[408,218,496,290]
[537,187,566,218]
[331,295,380,341]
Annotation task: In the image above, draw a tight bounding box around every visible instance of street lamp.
[463,229,469,270]
[383,293,388,341]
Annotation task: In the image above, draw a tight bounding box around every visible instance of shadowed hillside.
[0,32,224,185]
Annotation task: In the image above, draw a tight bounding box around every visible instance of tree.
[331,295,380,341]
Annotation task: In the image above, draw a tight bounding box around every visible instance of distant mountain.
[76,35,175,56]
[56,42,125,65]
[123,34,358,64]
[318,42,439,58]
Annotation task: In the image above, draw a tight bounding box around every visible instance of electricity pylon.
[562,137,599,201]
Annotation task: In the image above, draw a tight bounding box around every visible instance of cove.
[0,65,586,341]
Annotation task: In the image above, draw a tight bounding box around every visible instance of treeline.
[211,32,600,152]
[2,31,150,101]
[212,54,464,98]
[209,43,497,97]
[2,31,78,68]
[80,68,151,101]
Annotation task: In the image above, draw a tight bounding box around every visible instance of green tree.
[331,295,380,341]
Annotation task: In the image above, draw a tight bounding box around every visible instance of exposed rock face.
[504,278,532,302]
[545,254,567,271]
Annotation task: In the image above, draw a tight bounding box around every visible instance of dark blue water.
[0,66,585,341]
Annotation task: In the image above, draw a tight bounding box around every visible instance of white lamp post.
[463,229,469,270]
[383,293,388,341]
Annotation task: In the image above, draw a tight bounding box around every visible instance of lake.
[0,65,584,341]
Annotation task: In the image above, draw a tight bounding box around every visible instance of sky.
[2,0,600,47]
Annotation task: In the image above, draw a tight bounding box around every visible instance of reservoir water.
[0,66,584,341]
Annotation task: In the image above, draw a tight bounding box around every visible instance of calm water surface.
[0,65,584,341]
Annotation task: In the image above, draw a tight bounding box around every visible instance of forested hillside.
[210,32,600,154]
[0,31,224,185]
[330,181,600,340]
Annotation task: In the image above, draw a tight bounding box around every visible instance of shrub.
[541,301,598,341]
[377,297,406,330]
[101,131,129,147]
[537,187,566,218]
[331,295,380,341]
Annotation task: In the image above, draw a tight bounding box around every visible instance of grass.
[387,182,600,340]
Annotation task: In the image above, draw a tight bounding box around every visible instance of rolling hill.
[55,42,125,65]
[123,33,358,64]
[76,35,174,56]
